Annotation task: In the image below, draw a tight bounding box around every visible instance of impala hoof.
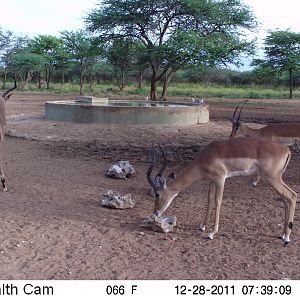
[198,225,206,231]
[284,237,290,245]
[207,233,214,240]
[280,234,290,245]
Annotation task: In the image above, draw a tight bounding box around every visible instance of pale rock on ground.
[101,190,135,209]
[140,214,177,233]
[106,161,135,179]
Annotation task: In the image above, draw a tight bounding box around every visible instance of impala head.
[229,106,243,138]
[2,77,17,103]
[147,145,176,216]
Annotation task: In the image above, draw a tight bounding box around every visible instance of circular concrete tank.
[45,97,209,125]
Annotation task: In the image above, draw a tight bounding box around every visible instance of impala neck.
[239,124,258,137]
[168,163,203,193]
[0,102,5,119]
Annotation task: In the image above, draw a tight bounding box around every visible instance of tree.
[131,42,149,88]
[86,0,257,100]
[61,30,102,95]
[51,44,72,85]
[106,38,136,90]
[1,32,29,90]
[0,27,13,52]
[10,52,46,88]
[253,30,300,99]
[1,28,17,88]
[28,35,63,89]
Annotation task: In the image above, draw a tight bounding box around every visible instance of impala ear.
[166,172,176,183]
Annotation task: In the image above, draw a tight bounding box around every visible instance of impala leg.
[0,175,6,191]
[281,183,297,245]
[252,174,260,187]
[267,178,297,245]
[295,141,299,153]
[291,140,299,153]
[199,182,215,231]
[0,140,6,192]
[207,178,225,240]
[282,198,289,240]
[252,167,260,187]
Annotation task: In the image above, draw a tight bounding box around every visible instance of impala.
[230,106,300,149]
[147,137,297,245]
[0,78,17,191]
[230,106,300,187]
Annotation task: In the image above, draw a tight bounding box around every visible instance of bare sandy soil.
[0,92,300,280]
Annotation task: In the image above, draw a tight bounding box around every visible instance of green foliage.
[11,52,46,71]
[27,35,65,88]
[165,82,300,99]
[29,35,62,56]
[60,30,103,94]
[86,0,257,99]
[61,30,98,60]
[106,38,140,89]
[18,81,300,100]
[3,6,300,100]
[264,30,300,71]
[252,30,300,98]
[0,27,14,51]
[10,51,47,86]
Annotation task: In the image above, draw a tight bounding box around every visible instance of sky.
[243,0,299,44]
[0,0,299,69]
[0,0,99,37]
[1,0,299,37]
[245,0,299,32]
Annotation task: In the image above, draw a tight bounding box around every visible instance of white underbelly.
[275,137,298,146]
[225,165,257,178]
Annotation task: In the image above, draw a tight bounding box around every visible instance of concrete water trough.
[45,96,209,125]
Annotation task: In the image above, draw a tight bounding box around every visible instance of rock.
[140,214,177,233]
[106,161,135,179]
[101,190,135,209]
[106,165,125,179]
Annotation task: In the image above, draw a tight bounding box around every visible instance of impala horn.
[2,76,17,99]
[147,144,157,191]
[157,144,169,176]
[230,106,243,125]
[147,144,171,193]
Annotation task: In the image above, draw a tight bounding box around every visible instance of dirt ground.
[1,92,300,280]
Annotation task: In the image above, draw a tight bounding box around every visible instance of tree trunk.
[79,60,84,95]
[160,69,174,101]
[37,72,42,89]
[79,74,84,95]
[289,68,293,99]
[118,69,125,91]
[2,68,7,90]
[89,74,93,93]
[45,65,50,89]
[116,68,126,91]
[25,71,33,87]
[150,67,158,101]
[137,70,144,88]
